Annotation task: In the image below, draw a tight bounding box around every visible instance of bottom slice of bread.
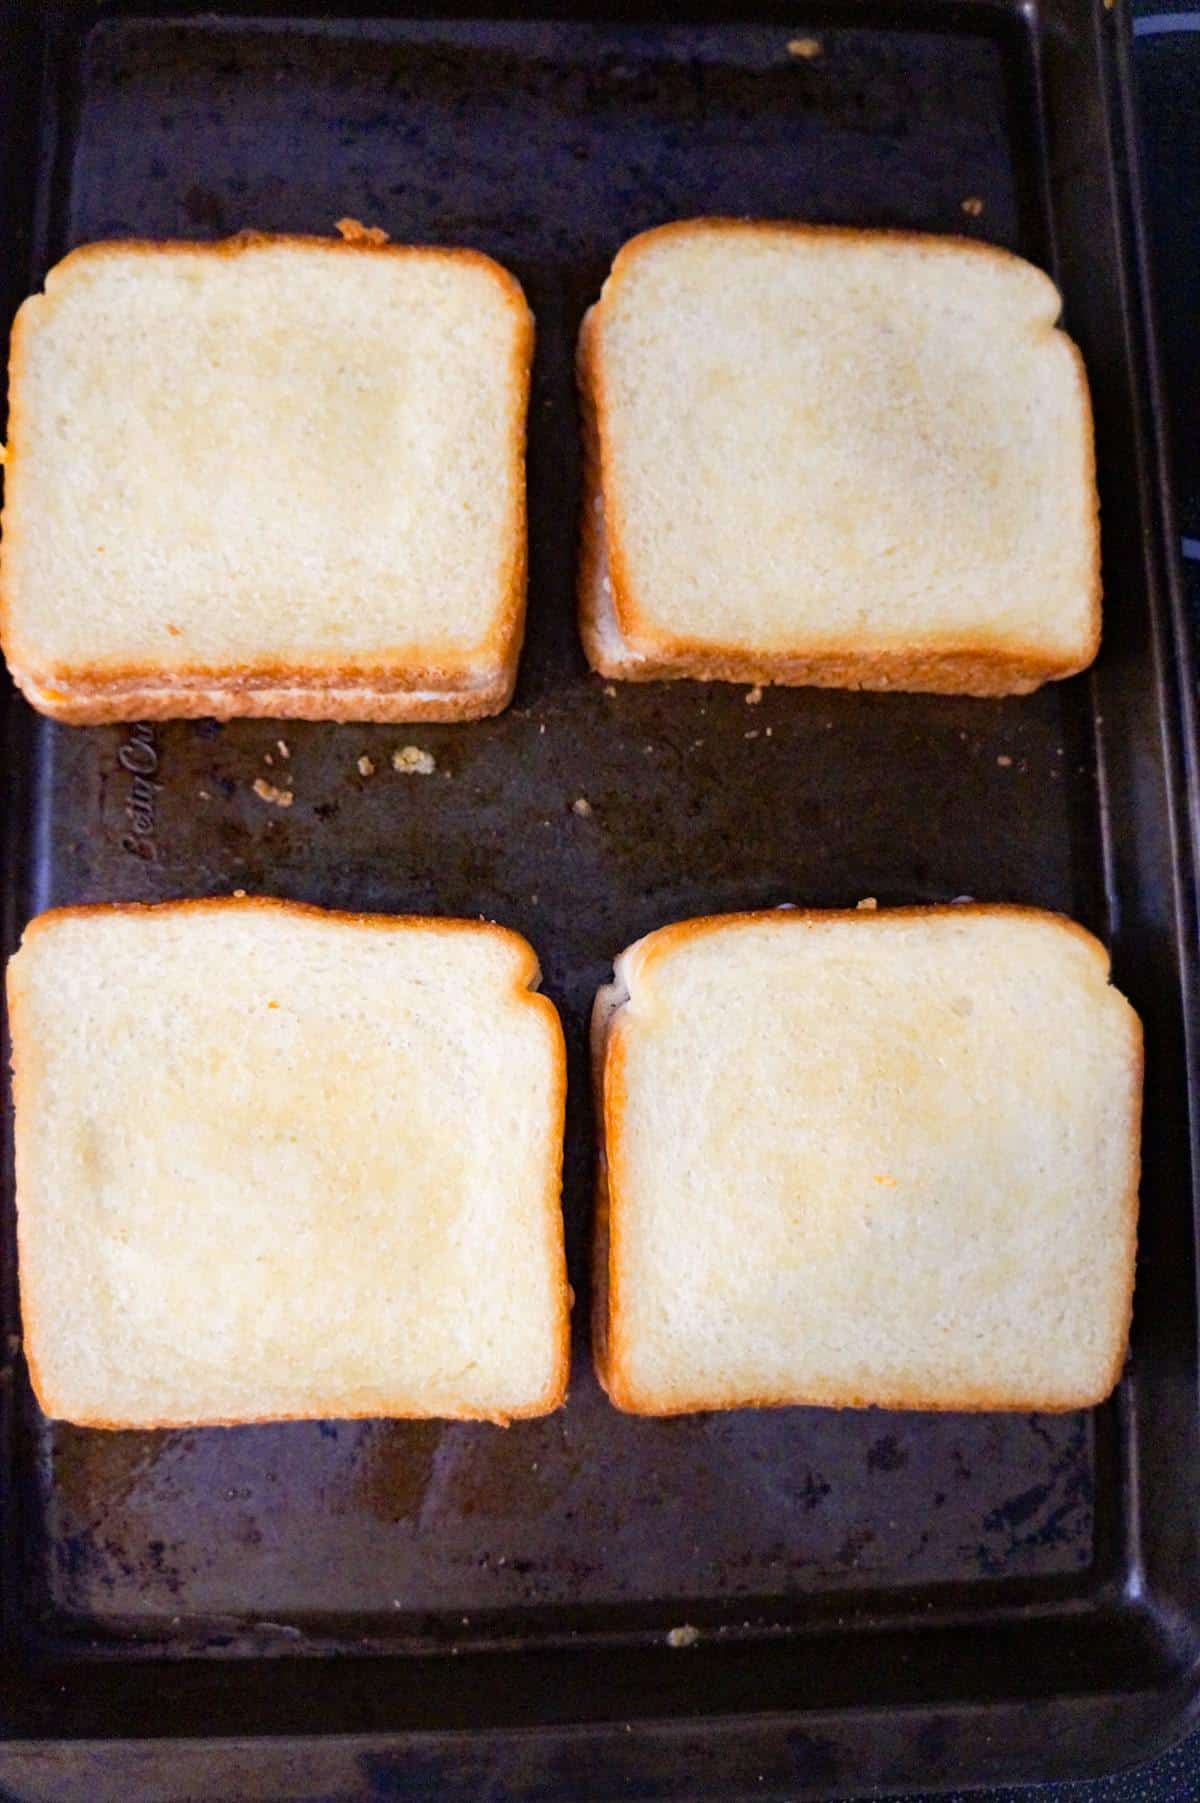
[7,898,569,1427]
[593,905,1141,1415]
[578,471,1070,696]
[12,667,515,725]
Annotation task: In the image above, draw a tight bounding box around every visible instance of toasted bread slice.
[8,899,568,1427]
[593,906,1140,1414]
[579,220,1099,695]
[1,234,533,722]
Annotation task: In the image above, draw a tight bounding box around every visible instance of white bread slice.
[579,220,1100,695]
[593,907,1140,1414]
[0,234,533,723]
[7,899,568,1427]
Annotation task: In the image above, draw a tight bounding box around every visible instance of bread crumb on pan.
[666,1625,701,1648]
[392,746,436,775]
[357,755,376,778]
[252,778,293,808]
[786,37,822,58]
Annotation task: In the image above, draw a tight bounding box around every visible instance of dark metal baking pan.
[0,1,1196,1797]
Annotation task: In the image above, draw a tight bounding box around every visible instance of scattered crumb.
[997,754,1013,768]
[857,897,878,911]
[252,778,293,808]
[166,623,181,637]
[531,894,539,906]
[872,1173,898,1186]
[539,722,546,734]
[392,745,436,775]
[572,796,593,818]
[744,730,760,741]
[787,36,822,58]
[604,684,617,698]
[276,739,290,759]
[233,888,246,899]
[961,196,985,218]
[336,216,389,245]
[357,755,376,778]
[667,1624,701,1648]
[263,752,273,765]
[198,788,211,800]
[745,684,764,705]
[765,726,773,737]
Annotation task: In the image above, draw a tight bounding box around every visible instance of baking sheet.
[0,4,1196,1796]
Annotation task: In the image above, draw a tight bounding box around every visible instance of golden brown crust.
[9,896,571,1428]
[579,218,1102,695]
[18,1395,559,1433]
[576,306,615,681]
[588,982,617,1403]
[593,903,1139,1415]
[11,667,516,725]
[1,232,534,719]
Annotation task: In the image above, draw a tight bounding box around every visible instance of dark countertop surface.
[890,4,1200,1799]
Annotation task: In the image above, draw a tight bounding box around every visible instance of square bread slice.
[579,220,1100,695]
[0,233,533,723]
[7,900,568,1427]
[593,907,1140,1415]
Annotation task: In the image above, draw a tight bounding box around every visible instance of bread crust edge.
[9,668,517,724]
